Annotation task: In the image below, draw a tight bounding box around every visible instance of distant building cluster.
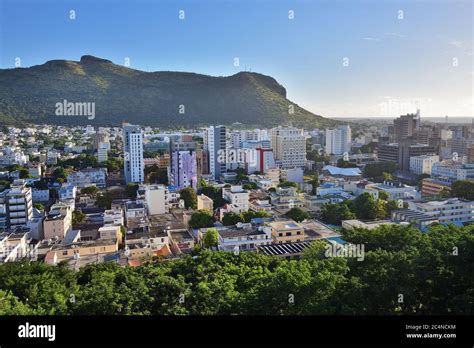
[1,111,474,267]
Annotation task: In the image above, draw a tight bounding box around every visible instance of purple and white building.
[170,150,197,190]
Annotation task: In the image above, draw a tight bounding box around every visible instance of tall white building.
[270,126,306,169]
[3,180,34,228]
[325,125,352,155]
[97,143,109,163]
[203,126,227,180]
[123,123,144,183]
[170,150,197,190]
[409,155,440,175]
[231,131,243,149]
[231,129,267,148]
[144,184,167,215]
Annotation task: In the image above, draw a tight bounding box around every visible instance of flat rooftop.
[218,227,265,239]
[169,229,194,242]
[50,239,117,251]
[300,220,340,239]
[269,220,303,231]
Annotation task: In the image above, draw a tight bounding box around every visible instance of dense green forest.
[0,224,472,315]
[0,55,342,129]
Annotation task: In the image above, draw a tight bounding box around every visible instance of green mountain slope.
[0,55,341,128]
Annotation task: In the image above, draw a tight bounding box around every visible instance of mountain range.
[0,55,342,128]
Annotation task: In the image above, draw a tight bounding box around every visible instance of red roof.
[155,244,172,257]
[128,259,142,267]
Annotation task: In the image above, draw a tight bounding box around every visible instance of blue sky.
[0,0,472,118]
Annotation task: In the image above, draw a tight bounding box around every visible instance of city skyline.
[0,0,473,342]
[0,0,472,119]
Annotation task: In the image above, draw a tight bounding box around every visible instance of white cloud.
[363,37,381,42]
[449,40,464,48]
[384,32,406,38]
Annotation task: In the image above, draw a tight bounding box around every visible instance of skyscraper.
[325,125,352,155]
[203,126,227,180]
[270,126,306,168]
[394,109,420,142]
[123,123,144,184]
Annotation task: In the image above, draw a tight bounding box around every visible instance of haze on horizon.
[0,0,472,119]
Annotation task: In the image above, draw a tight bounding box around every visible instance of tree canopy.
[337,159,358,168]
[363,161,397,182]
[81,186,99,196]
[286,207,310,222]
[72,210,86,225]
[349,193,386,220]
[222,210,271,226]
[189,210,215,229]
[320,202,355,225]
[451,180,474,200]
[278,181,298,188]
[320,192,402,224]
[0,224,472,315]
[179,187,197,209]
[200,186,225,209]
[202,228,219,249]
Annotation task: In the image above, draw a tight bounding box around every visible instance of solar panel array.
[258,241,312,256]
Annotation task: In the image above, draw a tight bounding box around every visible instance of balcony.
[10,211,26,218]
[9,204,26,212]
[8,198,25,205]
[10,218,27,225]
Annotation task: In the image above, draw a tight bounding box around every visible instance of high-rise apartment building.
[256,148,276,174]
[97,143,108,163]
[170,150,198,190]
[231,129,267,148]
[203,126,227,180]
[325,125,352,155]
[0,179,34,228]
[270,126,306,168]
[394,109,420,142]
[123,123,144,184]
